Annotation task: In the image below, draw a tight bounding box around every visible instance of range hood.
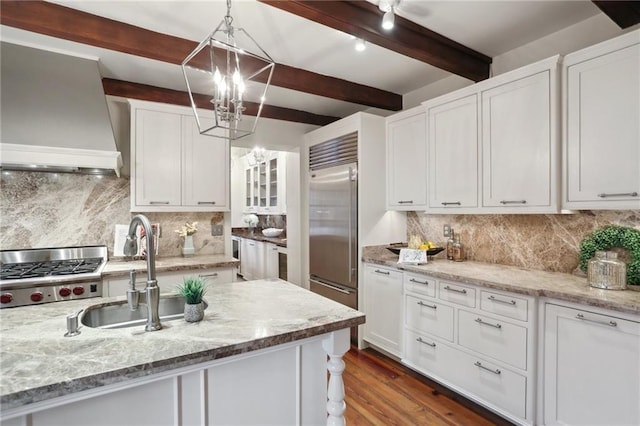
[0,42,122,176]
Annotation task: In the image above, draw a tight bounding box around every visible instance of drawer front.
[406,294,454,342]
[404,273,436,297]
[438,281,476,307]
[457,350,527,419]
[458,310,528,370]
[404,330,461,385]
[480,290,528,322]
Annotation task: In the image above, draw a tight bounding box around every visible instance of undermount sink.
[81,295,208,329]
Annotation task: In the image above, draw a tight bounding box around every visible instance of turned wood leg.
[322,328,350,426]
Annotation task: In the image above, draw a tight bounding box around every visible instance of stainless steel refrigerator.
[308,160,358,312]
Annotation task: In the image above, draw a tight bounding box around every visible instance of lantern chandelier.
[182,0,275,140]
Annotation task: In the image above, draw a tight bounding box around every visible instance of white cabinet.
[130,100,229,212]
[402,274,536,424]
[386,107,427,210]
[264,243,279,279]
[543,302,640,425]
[243,152,286,214]
[563,30,640,210]
[363,264,404,356]
[426,92,479,212]
[481,63,559,213]
[241,238,265,281]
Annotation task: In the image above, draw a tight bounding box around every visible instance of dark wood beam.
[102,79,339,127]
[593,1,640,29]
[0,0,402,111]
[259,0,491,82]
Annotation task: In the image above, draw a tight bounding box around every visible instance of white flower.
[243,214,259,227]
[175,222,198,237]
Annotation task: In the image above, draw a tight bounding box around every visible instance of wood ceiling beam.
[592,1,640,29]
[0,0,402,111]
[102,79,340,127]
[258,0,491,82]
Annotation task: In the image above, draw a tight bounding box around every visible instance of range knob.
[30,292,44,302]
[72,286,85,296]
[0,293,13,304]
[59,287,72,297]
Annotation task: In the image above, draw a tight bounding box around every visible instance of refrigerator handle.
[349,166,357,283]
[310,278,354,295]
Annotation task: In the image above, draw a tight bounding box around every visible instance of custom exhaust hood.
[0,42,122,176]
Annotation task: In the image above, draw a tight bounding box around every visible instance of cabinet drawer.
[404,330,461,385]
[457,350,527,419]
[406,294,454,342]
[438,281,476,307]
[458,310,528,370]
[403,273,435,297]
[480,290,528,322]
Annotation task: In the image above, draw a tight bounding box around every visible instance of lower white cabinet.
[543,302,640,426]
[104,267,236,297]
[264,243,279,279]
[363,264,404,356]
[241,238,265,281]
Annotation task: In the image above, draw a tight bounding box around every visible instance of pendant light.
[379,0,398,31]
[182,0,275,140]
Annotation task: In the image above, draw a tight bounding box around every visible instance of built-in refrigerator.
[308,133,358,313]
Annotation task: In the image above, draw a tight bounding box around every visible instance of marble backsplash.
[0,171,224,258]
[408,211,640,274]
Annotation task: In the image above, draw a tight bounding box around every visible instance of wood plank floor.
[343,347,515,426]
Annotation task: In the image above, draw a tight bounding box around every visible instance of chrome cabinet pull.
[475,317,502,329]
[416,337,436,348]
[488,295,516,305]
[197,201,216,205]
[576,313,617,327]
[398,200,414,204]
[409,278,428,285]
[198,272,219,278]
[374,269,390,275]
[474,361,501,375]
[597,192,638,198]
[149,201,170,205]
[500,200,527,205]
[441,201,461,206]
[443,285,467,294]
[417,301,437,309]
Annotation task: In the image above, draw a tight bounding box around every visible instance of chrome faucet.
[123,214,162,331]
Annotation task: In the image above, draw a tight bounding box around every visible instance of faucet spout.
[124,214,162,331]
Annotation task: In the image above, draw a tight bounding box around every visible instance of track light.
[382,9,395,30]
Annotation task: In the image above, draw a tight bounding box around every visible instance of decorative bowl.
[386,245,445,257]
[262,228,284,238]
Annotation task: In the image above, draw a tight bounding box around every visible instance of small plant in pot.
[176,276,207,322]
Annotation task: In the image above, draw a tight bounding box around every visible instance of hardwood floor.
[343,347,515,426]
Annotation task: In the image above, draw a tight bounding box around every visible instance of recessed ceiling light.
[355,38,366,52]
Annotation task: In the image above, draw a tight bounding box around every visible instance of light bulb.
[220,77,227,96]
[382,9,394,30]
[233,69,241,85]
[213,67,222,85]
[355,38,366,52]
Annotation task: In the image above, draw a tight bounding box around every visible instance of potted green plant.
[176,276,207,322]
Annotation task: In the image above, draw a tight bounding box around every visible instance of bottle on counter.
[453,233,464,262]
[588,250,626,290]
[446,229,455,260]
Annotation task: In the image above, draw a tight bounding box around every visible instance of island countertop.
[0,279,364,412]
[363,245,640,315]
[102,254,240,278]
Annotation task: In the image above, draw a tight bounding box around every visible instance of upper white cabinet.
[481,63,559,213]
[243,152,286,214]
[386,107,427,210]
[563,30,640,210]
[426,91,479,212]
[130,100,229,212]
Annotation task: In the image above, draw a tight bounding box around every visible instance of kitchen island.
[0,279,365,426]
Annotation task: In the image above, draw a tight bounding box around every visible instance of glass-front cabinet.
[243,151,286,214]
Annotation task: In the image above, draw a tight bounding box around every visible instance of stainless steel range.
[0,246,107,308]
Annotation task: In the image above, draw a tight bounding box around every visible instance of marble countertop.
[232,229,287,247]
[0,280,364,411]
[102,254,240,278]
[363,246,640,315]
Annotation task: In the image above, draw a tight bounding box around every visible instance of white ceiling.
[1,0,602,118]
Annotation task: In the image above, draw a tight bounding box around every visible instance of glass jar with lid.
[587,250,627,290]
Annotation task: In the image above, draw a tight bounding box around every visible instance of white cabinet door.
[182,117,229,210]
[134,108,182,208]
[241,238,265,281]
[264,243,279,279]
[481,69,557,212]
[260,152,286,214]
[544,303,640,426]
[427,93,479,211]
[386,109,427,210]
[564,35,640,210]
[363,265,404,356]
